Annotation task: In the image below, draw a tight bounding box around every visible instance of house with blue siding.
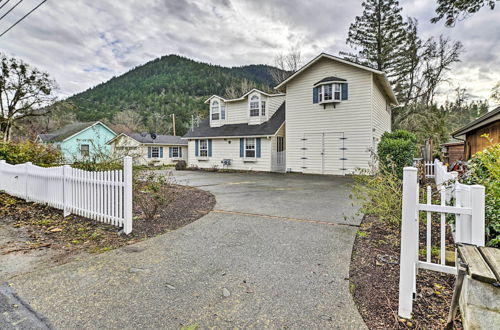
[37,121,117,163]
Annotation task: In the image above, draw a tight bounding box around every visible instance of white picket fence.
[0,157,133,234]
[398,166,485,318]
[424,161,434,179]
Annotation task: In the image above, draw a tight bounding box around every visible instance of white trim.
[274,52,398,105]
[62,121,117,143]
[204,89,285,104]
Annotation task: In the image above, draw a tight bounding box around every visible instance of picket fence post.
[398,167,418,319]
[470,185,485,246]
[24,162,32,201]
[123,156,133,234]
[63,165,72,217]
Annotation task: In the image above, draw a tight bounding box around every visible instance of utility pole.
[171,113,176,136]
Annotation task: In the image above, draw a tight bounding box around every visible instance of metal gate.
[301,132,347,175]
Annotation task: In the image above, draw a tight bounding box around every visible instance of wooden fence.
[398,166,485,319]
[0,157,133,234]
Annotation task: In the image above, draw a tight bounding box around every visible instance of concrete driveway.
[8,171,366,329]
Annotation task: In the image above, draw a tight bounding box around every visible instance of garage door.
[300,132,347,175]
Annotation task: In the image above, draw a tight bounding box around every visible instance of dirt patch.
[0,185,215,280]
[349,215,462,329]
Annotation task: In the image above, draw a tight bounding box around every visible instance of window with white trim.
[245,138,255,158]
[249,95,260,117]
[171,146,179,158]
[319,83,342,103]
[80,144,90,157]
[211,100,220,120]
[199,140,208,157]
[221,105,226,120]
[151,146,160,158]
[261,101,266,116]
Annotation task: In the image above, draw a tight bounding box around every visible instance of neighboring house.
[183,53,397,174]
[37,121,116,163]
[441,141,465,166]
[107,133,188,166]
[452,106,500,159]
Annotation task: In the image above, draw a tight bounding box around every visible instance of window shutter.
[256,138,261,158]
[240,138,244,157]
[341,83,348,100]
[179,147,182,158]
[169,147,172,158]
[195,140,199,157]
[313,87,319,103]
[147,147,151,158]
[208,139,212,157]
[160,147,164,158]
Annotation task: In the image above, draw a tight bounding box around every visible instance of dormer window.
[250,95,260,117]
[313,77,348,105]
[211,100,220,120]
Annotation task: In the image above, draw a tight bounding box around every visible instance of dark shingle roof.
[314,76,347,86]
[38,122,100,142]
[452,106,500,137]
[183,102,285,138]
[126,133,187,145]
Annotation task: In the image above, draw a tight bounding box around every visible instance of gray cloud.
[0,0,498,104]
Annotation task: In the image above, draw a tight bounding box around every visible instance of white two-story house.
[183,53,398,175]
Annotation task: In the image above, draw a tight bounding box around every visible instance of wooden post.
[399,167,418,319]
[172,113,176,136]
[470,185,485,246]
[123,156,133,234]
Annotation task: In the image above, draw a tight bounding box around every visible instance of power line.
[0,0,13,11]
[0,0,46,37]
[0,0,23,21]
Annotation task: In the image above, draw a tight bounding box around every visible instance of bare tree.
[270,48,302,84]
[491,81,500,105]
[0,53,56,141]
[109,109,144,134]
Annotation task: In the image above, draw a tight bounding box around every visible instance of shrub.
[377,130,418,178]
[350,163,403,227]
[461,137,500,247]
[175,160,187,170]
[0,140,63,166]
[134,172,179,220]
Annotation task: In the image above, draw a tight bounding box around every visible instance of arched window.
[211,100,220,120]
[249,95,260,117]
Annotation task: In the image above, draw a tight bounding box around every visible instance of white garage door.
[300,132,347,175]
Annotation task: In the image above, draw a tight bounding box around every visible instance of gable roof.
[184,101,286,138]
[38,121,115,143]
[452,106,500,138]
[274,52,398,105]
[111,133,187,145]
[204,88,285,104]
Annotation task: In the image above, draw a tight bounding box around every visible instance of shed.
[452,106,500,159]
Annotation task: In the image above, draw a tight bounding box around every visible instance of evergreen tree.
[343,0,408,80]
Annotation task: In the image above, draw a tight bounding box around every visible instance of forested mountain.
[66,55,280,136]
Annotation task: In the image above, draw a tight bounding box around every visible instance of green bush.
[377,130,418,178]
[175,160,187,170]
[350,163,403,227]
[0,140,63,166]
[461,137,500,247]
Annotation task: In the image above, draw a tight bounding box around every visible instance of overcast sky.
[1,0,499,105]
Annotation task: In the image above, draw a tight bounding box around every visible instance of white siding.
[187,137,272,171]
[226,100,247,124]
[372,77,391,150]
[285,57,373,175]
[267,95,285,117]
[110,135,187,166]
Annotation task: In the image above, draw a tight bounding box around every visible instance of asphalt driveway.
[7,171,366,329]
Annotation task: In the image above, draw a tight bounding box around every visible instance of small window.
[199,140,208,157]
[318,83,342,103]
[333,83,341,100]
[324,84,333,101]
[221,105,226,120]
[261,101,266,116]
[245,138,255,158]
[151,146,160,158]
[211,100,220,120]
[171,146,179,158]
[250,95,260,117]
[80,144,90,157]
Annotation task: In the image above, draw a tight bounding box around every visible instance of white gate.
[398,167,485,318]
